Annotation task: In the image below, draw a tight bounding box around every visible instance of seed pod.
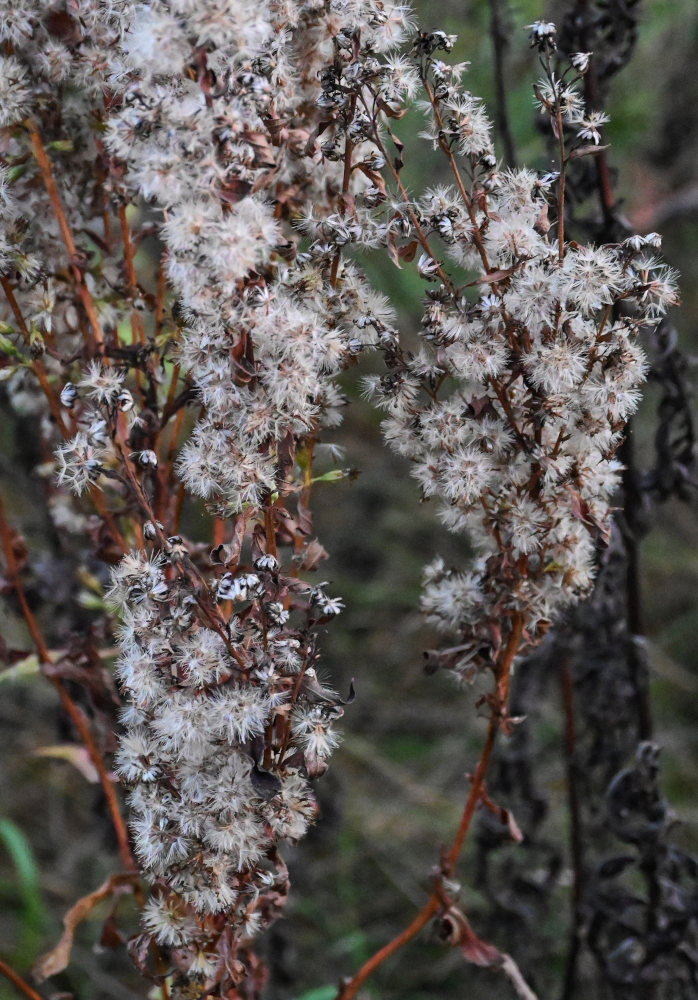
[137,449,158,469]
[60,382,78,409]
[117,388,134,412]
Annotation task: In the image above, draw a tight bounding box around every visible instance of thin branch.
[444,616,523,872]
[560,658,583,1000]
[488,0,516,167]
[555,102,566,263]
[363,102,457,294]
[0,957,46,1000]
[0,494,134,871]
[27,123,104,350]
[330,94,357,288]
[0,277,70,438]
[335,615,525,1000]
[419,73,506,281]
[117,204,146,398]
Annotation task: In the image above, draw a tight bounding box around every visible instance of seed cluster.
[0,3,678,995]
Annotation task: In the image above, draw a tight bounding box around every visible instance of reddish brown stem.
[27,124,104,350]
[159,404,185,523]
[490,378,528,453]
[556,103,566,263]
[0,277,71,438]
[444,615,523,872]
[336,615,524,1000]
[118,204,139,300]
[560,658,583,1000]
[213,516,225,547]
[0,495,134,871]
[0,957,46,1000]
[118,205,145,343]
[363,102,456,294]
[330,96,357,288]
[264,505,277,558]
[165,362,181,412]
[155,249,167,338]
[117,204,146,399]
[422,78,494,277]
[89,487,128,555]
[337,898,440,1000]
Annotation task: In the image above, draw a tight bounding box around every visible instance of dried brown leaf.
[33,745,100,784]
[465,264,519,287]
[567,143,609,162]
[398,240,418,262]
[439,907,538,998]
[33,873,137,982]
[533,202,551,235]
[299,538,329,571]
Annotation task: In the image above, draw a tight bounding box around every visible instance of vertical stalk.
[488,0,516,167]
[335,615,525,1000]
[27,124,105,351]
[560,659,583,1000]
[0,496,134,872]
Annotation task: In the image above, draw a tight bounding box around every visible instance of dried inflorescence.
[0,1,412,991]
[0,3,682,998]
[306,21,678,683]
[109,541,349,971]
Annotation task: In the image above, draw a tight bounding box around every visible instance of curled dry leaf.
[438,906,538,999]
[33,873,138,982]
[33,744,100,784]
[566,143,610,161]
[300,538,329,572]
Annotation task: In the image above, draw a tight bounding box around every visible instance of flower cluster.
[0,3,680,997]
[104,0,413,515]
[306,21,678,682]
[0,3,128,426]
[109,540,347,977]
[0,1,412,991]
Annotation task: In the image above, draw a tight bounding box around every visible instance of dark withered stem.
[488,0,516,167]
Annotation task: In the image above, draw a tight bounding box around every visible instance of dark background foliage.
[1,2,698,998]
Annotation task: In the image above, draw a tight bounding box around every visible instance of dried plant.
[0,4,688,1000]
[476,4,698,997]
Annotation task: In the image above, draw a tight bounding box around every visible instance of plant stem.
[0,957,46,1000]
[0,495,134,871]
[556,102,566,264]
[0,277,70,438]
[560,658,582,1000]
[335,614,524,1000]
[330,95,357,289]
[488,0,516,167]
[27,123,104,351]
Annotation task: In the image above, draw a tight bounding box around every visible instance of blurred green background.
[1,1,698,998]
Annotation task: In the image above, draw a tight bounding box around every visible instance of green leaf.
[0,649,62,683]
[311,469,347,484]
[0,332,24,359]
[0,654,41,683]
[5,163,28,184]
[46,139,74,153]
[0,818,46,958]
